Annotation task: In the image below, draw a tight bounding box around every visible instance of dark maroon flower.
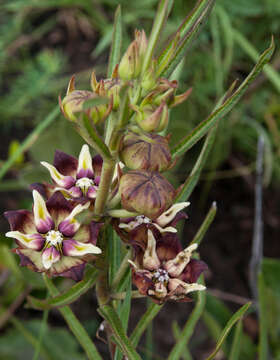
[129,230,207,304]
[32,144,103,202]
[5,190,102,281]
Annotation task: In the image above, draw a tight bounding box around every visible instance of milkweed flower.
[114,202,189,246]
[129,230,207,303]
[4,190,102,281]
[31,144,102,202]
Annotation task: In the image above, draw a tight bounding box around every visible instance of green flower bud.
[134,102,169,133]
[120,131,172,171]
[119,170,175,219]
[119,30,147,80]
[61,90,96,122]
[141,60,157,92]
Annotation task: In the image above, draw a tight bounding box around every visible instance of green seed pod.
[120,131,172,172]
[119,170,175,219]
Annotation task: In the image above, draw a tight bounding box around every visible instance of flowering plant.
[3,0,274,358]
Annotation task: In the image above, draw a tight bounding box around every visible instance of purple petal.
[68,186,83,198]
[76,169,94,179]
[30,182,55,200]
[89,221,103,245]
[180,259,208,283]
[4,210,36,234]
[58,220,76,237]
[92,154,103,178]
[60,263,86,282]
[54,150,78,177]
[94,176,101,186]
[156,233,182,262]
[42,246,61,269]
[87,186,97,199]
[46,192,73,224]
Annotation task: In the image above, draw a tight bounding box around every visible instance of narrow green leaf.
[82,97,109,110]
[98,305,142,360]
[108,227,121,286]
[206,302,251,360]
[229,320,243,360]
[43,275,102,360]
[79,113,112,159]
[190,202,217,246]
[141,0,169,76]
[233,29,280,94]
[130,303,162,347]
[115,275,132,360]
[258,271,269,360]
[159,0,215,78]
[171,37,275,159]
[175,80,236,202]
[167,283,206,360]
[172,322,192,360]
[27,267,98,310]
[107,5,122,78]
[0,106,60,180]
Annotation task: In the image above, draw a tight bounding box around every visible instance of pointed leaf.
[98,305,142,360]
[171,37,275,159]
[175,80,237,202]
[167,281,206,360]
[107,5,122,78]
[158,0,214,78]
[27,267,98,310]
[229,320,243,360]
[130,303,162,347]
[190,202,217,246]
[206,302,251,360]
[141,0,170,76]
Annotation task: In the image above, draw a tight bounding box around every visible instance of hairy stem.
[94,158,116,215]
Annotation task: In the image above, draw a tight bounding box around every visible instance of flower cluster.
[5,145,103,281]
[5,29,207,302]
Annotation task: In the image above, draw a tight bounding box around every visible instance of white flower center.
[153,268,169,283]
[76,177,94,194]
[46,230,63,246]
[135,215,151,226]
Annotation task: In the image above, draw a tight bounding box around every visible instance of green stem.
[94,158,116,215]
[111,250,131,291]
[43,275,102,360]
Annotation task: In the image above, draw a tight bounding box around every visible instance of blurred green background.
[1,0,280,359]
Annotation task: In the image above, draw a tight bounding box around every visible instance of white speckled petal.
[6,231,44,250]
[77,145,94,178]
[63,239,101,256]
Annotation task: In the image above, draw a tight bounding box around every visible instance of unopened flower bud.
[61,90,95,122]
[141,61,157,92]
[119,29,147,80]
[135,102,169,133]
[120,131,172,171]
[119,170,175,219]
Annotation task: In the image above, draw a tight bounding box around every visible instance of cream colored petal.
[143,230,160,271]
[6,231,44,250]
[156,202,190,227]
[41,161,72,188]
[164,243,198,277]
[153,223,177,233]
[32,190,54,233]
[77,144,93,174]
